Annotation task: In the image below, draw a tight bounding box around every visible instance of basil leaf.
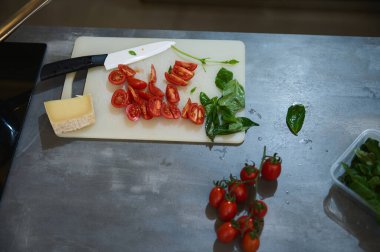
[168,65,172,74]
[286,104,305,136]
[190,87,197,94]
[213,117,258,136]
[218,79,245,114]
[199,92,211,106]
[128,50,137,56]
[215,67,233,90]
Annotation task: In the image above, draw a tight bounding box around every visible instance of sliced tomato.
[181,98,192,118]
[189,103,205,125]
[111,89,130,108]
[148,96,162,117]
[166,84,180,103]
[108,70,126,85]
[169,103,181,119]
[118,64,136,77]
[164,72,188,86]
[136,90,154,101]
[149,64,157,85]
[140,101,153,120]
[125,104,141,121]
[127,77,147,90]
[127,85,144,105]
[161,102,180,119]
[148,82,164,98]
[174,60,198,71]
[172,65,194,81]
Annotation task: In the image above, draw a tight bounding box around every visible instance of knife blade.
[40,41,176,81]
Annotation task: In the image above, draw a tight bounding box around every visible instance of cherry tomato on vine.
[240,163,259,185]
[228,181,248,203]
[209,184,226,208]
[218,198,237,221]
[242,232,260,252]
[261,154,282,181]
[249,200,268,219]
[237,215,255,235]
[108,69,126,85]
[216,221,239,244]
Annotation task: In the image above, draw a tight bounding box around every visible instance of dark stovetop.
[0,42,46,198]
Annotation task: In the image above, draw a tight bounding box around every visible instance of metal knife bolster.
[40,54,107,81]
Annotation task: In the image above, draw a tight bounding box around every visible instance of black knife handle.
[40,54,107,81]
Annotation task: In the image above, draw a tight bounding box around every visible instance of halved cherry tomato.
[148,82,164,98]
[174,60,198,71]
[172,65,194,81]
[108,70,126,85]
[140,101,153,120]
[127,86,143,105]
[181,98,192,118]
[111,89,130,108]
[149,64,157,85]
[148,97,162,117]
[188,103,205,125]
[166,84,180,103]
[125,104,141,121]
[161,102,180,119]
[118,64,136,77]
[136,90,154,101]
[127,77,147,90]
[165,72,188,86]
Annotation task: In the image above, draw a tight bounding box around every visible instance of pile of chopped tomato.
[108,62,204,125]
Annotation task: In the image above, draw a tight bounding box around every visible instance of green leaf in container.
[286,104,306,136]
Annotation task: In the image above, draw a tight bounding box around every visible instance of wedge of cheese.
[44,95,96,135]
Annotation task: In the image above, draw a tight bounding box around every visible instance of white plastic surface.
[330,129,380,215]
[59,36,246,143]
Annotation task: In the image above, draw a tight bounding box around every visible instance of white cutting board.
[59,36,245,143]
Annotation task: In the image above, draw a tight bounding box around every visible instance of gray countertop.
[1,26,379,252]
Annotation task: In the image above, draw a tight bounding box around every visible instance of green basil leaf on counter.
[190,87,197,94]
[128,50,137,56]
[286,104,305,136]
[200,92,211,106]
[215,67,233,90]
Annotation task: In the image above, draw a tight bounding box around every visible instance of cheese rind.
[44,95,96,135]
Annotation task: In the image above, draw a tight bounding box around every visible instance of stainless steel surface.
[0,0,50,41]
[0,26,379,251]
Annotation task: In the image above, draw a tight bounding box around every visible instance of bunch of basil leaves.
[200,68,258,141]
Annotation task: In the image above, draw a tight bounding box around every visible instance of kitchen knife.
[40,41,176,81]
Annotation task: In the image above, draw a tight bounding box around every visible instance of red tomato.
[118,64,136,77]
[237,215,255,235]
[166,84,180,103]
[174,60,198,71]
[136,90,154,101]
[148,97,162,117]
[111,89,130,108]
[168,103,181,119]
[140,101,153,120]
[261,155,282,181]
[188,103,205,125]
[228,181,248,203]
[218,199,237,221]
[181,98,192,119]
[149,64,157,85]
[161,102,180,119]
[148,82,164,98]
[240,164,259,185]
[127,77,147,90]
[249,200,268,219]
[165,72,188,86]
[242,233,260,252]
[172,65,194,81]
[209,186,226,208]
[127,86,144,105]
[125,104,141,121]
[216,222,239,244]
[108,70,126,85]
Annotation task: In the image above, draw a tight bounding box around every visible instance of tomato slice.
[125,103,141,121]
[148,96,162,117]
[127,85,144,105]
[189,103,205,125]
[169,103,181,119]
[172,65,194,81]
[164,72,188,86]
[108,70,126,85]
[127,77,148,90]
[161,102,173,119]
[111,89,130,108]
[148,82,164,98]
[181,98,192,118]
[149,64,157,85]
[166,84,180,103]
[140,101,153,120]
[118,64,136,77]
[136,90,154,101]
[174,60,198,71]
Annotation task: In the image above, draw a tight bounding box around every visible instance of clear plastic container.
[330,129,380,215]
